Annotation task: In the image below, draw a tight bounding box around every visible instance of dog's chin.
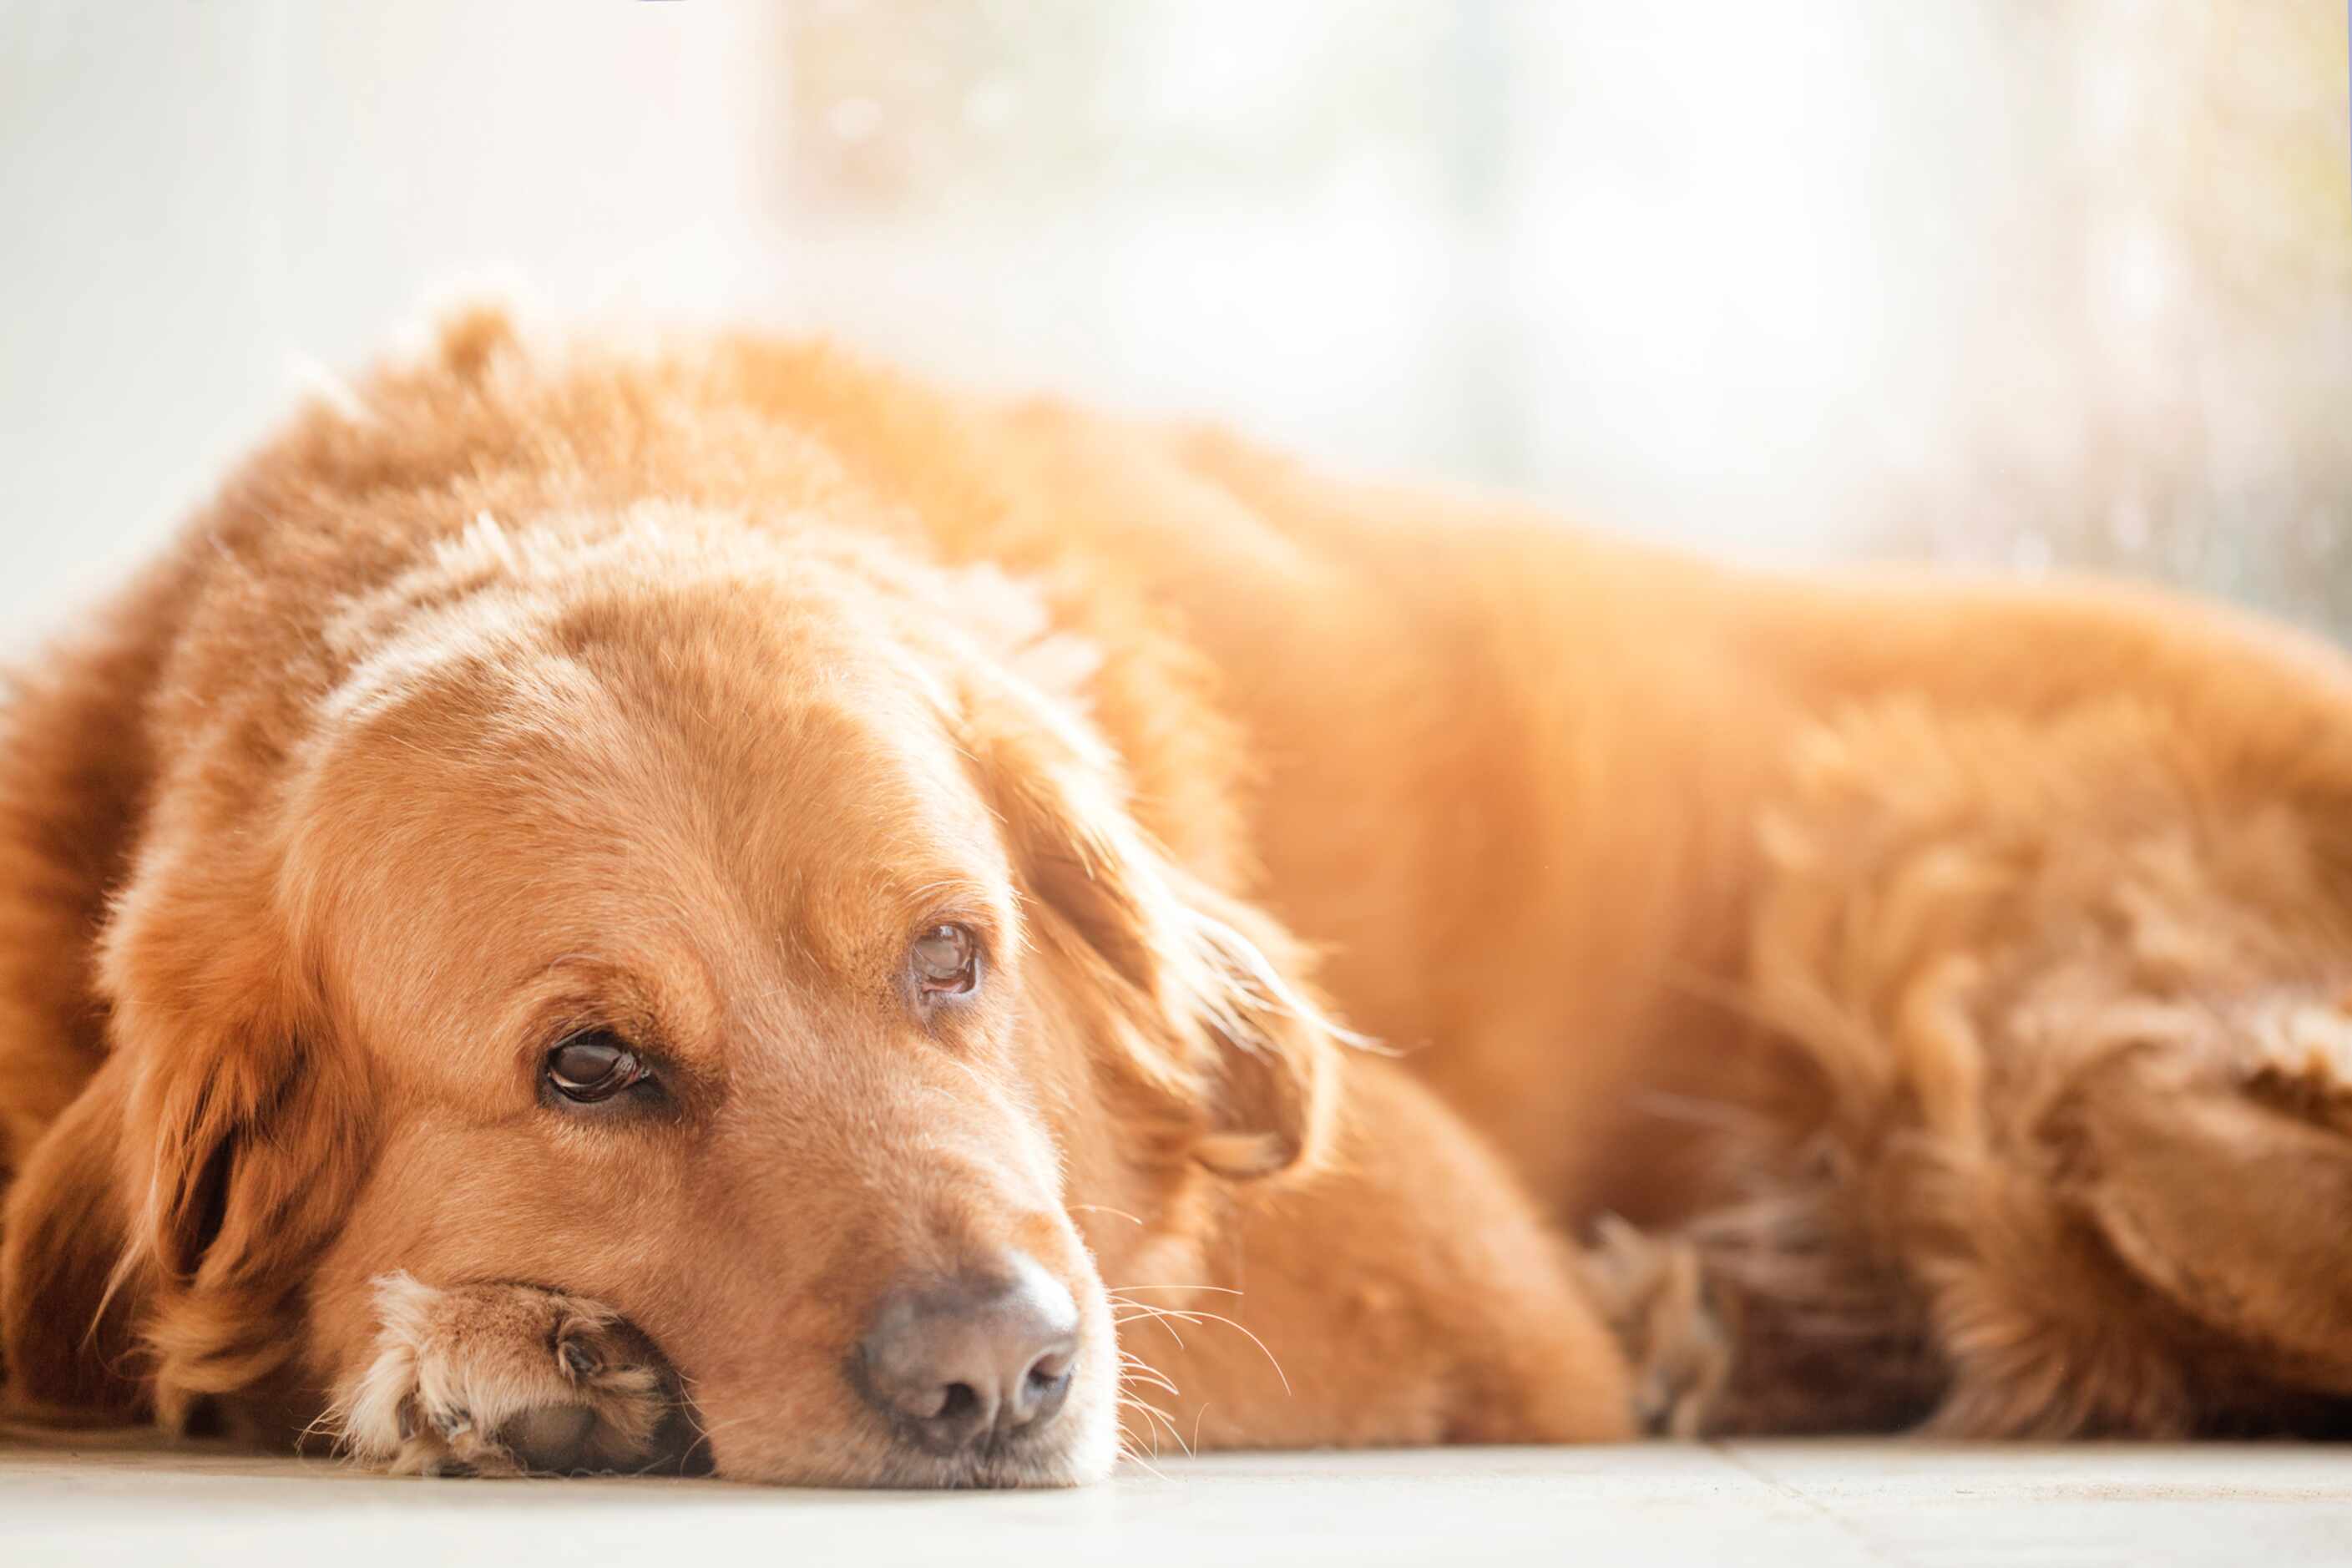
[883,1432,1117,1490]
[711,1384,1120,1490]
[729,1429,1115,1490]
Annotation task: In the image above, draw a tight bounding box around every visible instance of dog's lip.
[706,1428,1098,1488]
[852,1436,1096,1490]
[938,1444,1100,1490]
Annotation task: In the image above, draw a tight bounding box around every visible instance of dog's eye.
[544,1032,647,1104]
[910,923,980,997]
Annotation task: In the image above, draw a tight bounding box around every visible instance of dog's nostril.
[1016,1353,1075,1429]
[1023,1349,1072,1399]
[935,1383,980,1424]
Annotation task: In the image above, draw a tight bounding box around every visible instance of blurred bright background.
[2,1,2347,652]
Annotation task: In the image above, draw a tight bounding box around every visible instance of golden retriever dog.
[0,309,1627,1484]
[4,309,2349,1482]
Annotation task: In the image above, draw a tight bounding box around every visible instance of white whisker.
[1105,1283,1242,1296]
[1115,1430,1171,1483]
[1116,1353,1183,1400]
[1122,1393,1192,1457]
[1121,1305,1291,1396]
[1110,1302,1188,1351]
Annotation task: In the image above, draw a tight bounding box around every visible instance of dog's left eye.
[545,1032,648,1104]
[910,923,980,997]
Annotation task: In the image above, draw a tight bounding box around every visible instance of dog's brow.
[519,947,726,1056]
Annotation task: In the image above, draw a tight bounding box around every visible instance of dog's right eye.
[544,1032,648,1104]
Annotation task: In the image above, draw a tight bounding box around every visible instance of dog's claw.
[2243,995,2352,1130]
[1578,1215,1734,1439]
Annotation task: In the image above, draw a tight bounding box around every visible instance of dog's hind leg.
[1682,695,2352,1438]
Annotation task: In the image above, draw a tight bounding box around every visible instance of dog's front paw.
[330,1274,681,1477]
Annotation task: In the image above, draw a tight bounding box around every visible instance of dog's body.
[3,314,2351,1480]
[1084,426,2352,1438]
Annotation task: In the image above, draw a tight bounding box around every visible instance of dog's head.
[8,513,1334,1485]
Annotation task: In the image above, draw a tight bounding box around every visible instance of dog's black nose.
[856,1253,1080,1452]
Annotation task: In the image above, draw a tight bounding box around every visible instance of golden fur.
[5,309,2351,1480]
[1126,437,2352,1439]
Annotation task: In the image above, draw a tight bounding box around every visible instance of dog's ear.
[79,857,366,1428]
[0,1051,144,1420]
[962,687,1343,1183]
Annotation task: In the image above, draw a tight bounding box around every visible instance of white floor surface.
[9,1438,2349,1567]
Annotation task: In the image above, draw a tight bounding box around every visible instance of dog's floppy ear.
[0,1051,144,1420]
[80,854,365,1428]
[962,685,1343,1182]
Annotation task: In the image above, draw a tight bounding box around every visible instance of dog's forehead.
[291,564,1017,1018]
[311,526,993,822]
